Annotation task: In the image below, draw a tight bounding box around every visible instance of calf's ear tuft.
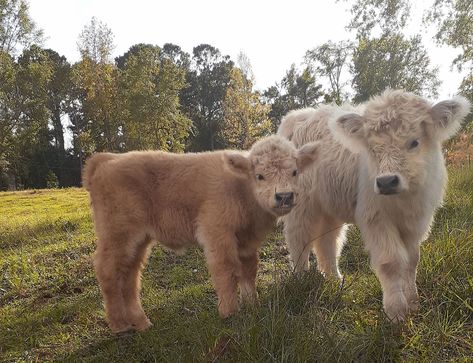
[328,112,367,153]
[224,153,251,175]
[297,142,319,172]
[430,96,471,141]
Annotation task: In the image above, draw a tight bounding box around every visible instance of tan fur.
[278,90,471,321]
[83,135,317,333]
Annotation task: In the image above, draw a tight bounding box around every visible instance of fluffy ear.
[328,112,367,153]
[429,96,471,141]
[223,152,251,175]
[296,142,319,172]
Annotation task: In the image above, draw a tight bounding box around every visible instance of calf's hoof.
[408,298,420,313]
[240,287,258,305]
[384,293,409,323]
[108,319,134,334]
[406,291,420,312]
[218,299,239,318]
[131,316,152,332]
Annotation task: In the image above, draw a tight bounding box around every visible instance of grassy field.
[1,167,472,362]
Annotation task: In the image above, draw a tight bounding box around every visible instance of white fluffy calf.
[278,90,471,320]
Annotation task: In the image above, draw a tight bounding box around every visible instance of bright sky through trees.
[29,0,464,98]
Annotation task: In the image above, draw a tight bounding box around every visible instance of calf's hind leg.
[312,218,347,279]
[121,235,154,331]
[284,204,318,272]
[94,239,133,333]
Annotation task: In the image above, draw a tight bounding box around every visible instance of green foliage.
[77,16,114,64]
[117,44,191,151]
[263,65,323,130]
[343,0,441,103]
[0,0,42,55]
[0,43,75,189]
[220,67,272,149]
[4,45,57,188]
[0,167,472,361]
[283,65,324,109]
[181,44,234,151]
[44,49,71,152]
[424,0,473,130]
[0,156,9,190]
[305,40,354,105]
[0,5,470,189]
[72,19,120,153]
[45,170,58,188]
[352,34,440,103]
[458,74,473,133]
[425,0,473,72]
[345,0,411,38]
[0,50,17,161]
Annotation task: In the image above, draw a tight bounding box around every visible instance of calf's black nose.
[376,175,400,194]
[275,192,294,207]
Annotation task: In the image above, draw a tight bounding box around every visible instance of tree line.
[0,0,471,190]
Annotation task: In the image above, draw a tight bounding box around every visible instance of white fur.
[431,95,471,141]
[328,110,366,154]
[278,91,470,321]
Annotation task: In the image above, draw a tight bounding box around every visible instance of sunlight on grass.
[0,168,472,361]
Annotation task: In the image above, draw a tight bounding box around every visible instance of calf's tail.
[82,153,116,191]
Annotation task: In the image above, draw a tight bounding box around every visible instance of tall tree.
[345,0,411,38]
[425,0,473,72]
[77,16,114,64]
[220,66,272,150]
[0,0,42,55]
[0,45,72,189]
[181,44,233,151]
[424,0,473,127]
[305,41,353,104]
[343,0,440,103]
[236,51,254,81]
[44,49,71,186]
[44,49,70,154]
[263,65,323,130]
[351,34,440,103]
[161,43,191,71]
[10,45,55,188]
[0,49,18,188]
[282,65,323,109]
[117,44,191,151]
[72,18,120,155]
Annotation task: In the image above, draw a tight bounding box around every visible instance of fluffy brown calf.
[83,135,318,333]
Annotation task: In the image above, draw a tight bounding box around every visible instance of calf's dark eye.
[256,174,264,181]
[292,170,298,177]
[409,140,419,149]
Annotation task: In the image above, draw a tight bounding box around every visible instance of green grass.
[1,167,472,362]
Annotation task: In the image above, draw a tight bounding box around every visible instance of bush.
[46,170,59,189]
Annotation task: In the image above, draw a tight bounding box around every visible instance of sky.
[28,0,465,99]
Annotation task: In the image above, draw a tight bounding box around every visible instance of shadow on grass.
[0,217,86,251]
[60,268,403,362]
[58,286,223,362]
[0,290,103,360]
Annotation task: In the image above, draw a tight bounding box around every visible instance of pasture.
[0,167,472,362]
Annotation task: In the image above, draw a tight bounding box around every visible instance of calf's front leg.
[362,225,412,321]
[404,242,420,311]
[238,251,258,304]
[200,231,241,318]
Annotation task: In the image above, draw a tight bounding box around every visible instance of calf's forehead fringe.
[249,135,297,160]
[363,90,431,136]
